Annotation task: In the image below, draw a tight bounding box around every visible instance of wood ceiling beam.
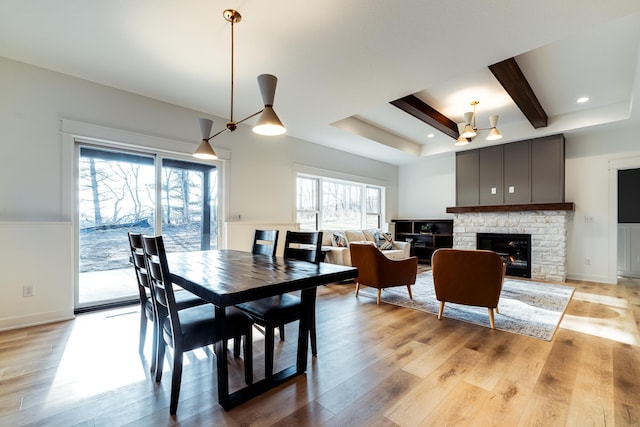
[489,57,548,129]
[390,95,459,139]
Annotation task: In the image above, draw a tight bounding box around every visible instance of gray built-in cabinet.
[456,150,480,206]
[455,134,565,206]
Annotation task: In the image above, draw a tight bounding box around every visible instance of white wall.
[397,152,456,219]
[0,223,73,330]
[0,57,398,330]
[397,122,640,284]
[564,122,640,283]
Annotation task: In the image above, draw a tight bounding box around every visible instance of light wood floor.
[1,277,639,426]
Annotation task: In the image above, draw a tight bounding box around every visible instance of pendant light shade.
[455,123,469,146]
[194,118,218,159]
[460,111,477,138]
[486,115,502,141]
[460,123,477,139]
[253,74,286,135]
[194,139,218,159]
[253,106,286,135]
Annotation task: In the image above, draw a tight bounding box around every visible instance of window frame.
[295,171,386,231]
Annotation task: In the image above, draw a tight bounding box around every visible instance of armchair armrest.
[392,240,411,258]
[376,254,418,287]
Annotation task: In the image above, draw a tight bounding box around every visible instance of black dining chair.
[141,234,254,415]
[127,232,207,375]
[236,230,323,378]
[252,229,279,257]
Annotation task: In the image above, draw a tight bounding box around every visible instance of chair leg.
[155,337,166,382]
[310,310,317,356]
[406,285,413,300]
[438,301,445,320]
[150,320,160,375]
[376,289,382,305]
[243,329,253,385]
[139,311,147,354]
[278,324,285,341]
[233,335,241,358]
[355,282,360,297]
[488,308,495,329]
[169,350,183,415]
[495,306,500,315]
[265,326,275,378]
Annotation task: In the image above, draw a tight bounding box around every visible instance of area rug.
[358,271,575,341]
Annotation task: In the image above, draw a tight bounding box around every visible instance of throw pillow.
[331,231,348,247]
[373,231,394,250]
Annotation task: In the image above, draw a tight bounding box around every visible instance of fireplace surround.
[447,203,574,282]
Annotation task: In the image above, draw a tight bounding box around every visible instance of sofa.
[320,229,411,266]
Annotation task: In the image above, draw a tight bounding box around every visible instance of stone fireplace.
[447,203,574,282]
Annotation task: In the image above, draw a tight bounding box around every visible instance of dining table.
[167,249,358,410]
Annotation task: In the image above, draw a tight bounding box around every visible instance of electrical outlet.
[584,258,591,266]
[23,285,34,297]
[491,187,497,195]
[584,215,594,223]
[508,186,515,194]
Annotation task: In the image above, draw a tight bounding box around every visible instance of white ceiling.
[1,1,639,165]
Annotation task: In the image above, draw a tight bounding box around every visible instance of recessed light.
[576,97,590,103]
[427,133,435,138]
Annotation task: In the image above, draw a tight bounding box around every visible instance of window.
[77,146,219,308]
[366,186,382,228]
[296,173,384,230]
[296,176,319,230]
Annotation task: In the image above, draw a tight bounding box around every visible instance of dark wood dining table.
[167,249,358,410]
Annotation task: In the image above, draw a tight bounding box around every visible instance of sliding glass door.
[77,146,219,309]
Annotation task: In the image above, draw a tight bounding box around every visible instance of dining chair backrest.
[142,235,180,348]
[128,232,151,306]
[252,229,279,257]
[283,231,323,264]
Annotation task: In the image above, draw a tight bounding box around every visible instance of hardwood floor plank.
[423,382,487,426]
[321,368,418,427]
[316,339,428,415]
[384,346,484,425]
[462,329,528,391]
[469,337,554,426]
[613,341,640,425]
[516,329,585,426]
[565,285,615,426]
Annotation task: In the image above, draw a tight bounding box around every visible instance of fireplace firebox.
[476,233,531,278]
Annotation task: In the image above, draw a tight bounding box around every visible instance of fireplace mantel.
[446,202,574,214]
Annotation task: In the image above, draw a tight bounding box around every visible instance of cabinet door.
[504,140,530,204]
[456,150,479,206]
[479,145,504,205]
[531,135,565,202]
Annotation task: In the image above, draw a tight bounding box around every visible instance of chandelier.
[194,9,286,160]
[455,101,502,146]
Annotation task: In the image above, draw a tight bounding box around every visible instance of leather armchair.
[431,248,506,329]
[350,243,418,304]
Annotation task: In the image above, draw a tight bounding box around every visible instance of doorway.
[77,146,219,309]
